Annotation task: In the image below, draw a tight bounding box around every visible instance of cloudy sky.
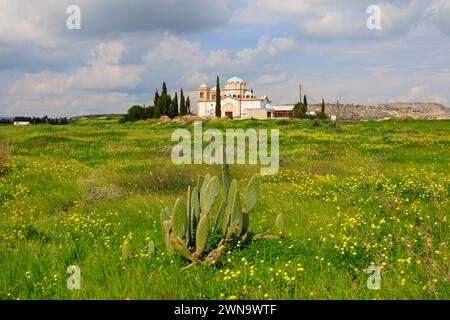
[1,0,450,117]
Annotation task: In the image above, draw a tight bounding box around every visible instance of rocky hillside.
[309,103,450,120]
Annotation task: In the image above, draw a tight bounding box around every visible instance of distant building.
[196,76,303,119]
[13,121,30,126]
[269,104,295,118]
[196,76,272,119]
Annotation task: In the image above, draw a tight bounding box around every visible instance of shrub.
[316,112,329,120]
[115,165,197,194]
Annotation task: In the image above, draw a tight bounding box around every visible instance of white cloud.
[72,42,143,90]
[1,1,450,116]
[2,91,138,117]
[430,0,450,35]
[8,72,70,96]
[255,72,288,85]
[3,42,142,116]
[234,0,431,40]
[8,42,142,94]
[142,34,298,89]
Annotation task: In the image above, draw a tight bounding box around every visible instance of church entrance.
[223,103,236,119]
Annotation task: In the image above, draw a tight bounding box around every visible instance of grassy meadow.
[0,119,449,300]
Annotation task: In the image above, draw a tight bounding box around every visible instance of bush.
[312,119,321,127]
[0,142,9,171]
[292,102,307,118]
[316,112,328,120]
[114,165,198,194]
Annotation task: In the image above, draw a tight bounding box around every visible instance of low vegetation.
[0,119,449,300]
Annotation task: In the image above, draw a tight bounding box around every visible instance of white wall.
[242,101,263,110]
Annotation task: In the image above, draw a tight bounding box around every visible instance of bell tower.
[196,84,209,117]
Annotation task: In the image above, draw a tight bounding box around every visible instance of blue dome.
[199,83,208,88]
[226,76,245,83]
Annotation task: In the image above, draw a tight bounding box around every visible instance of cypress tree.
[175,92,179,117]
[303,95,308,110]
[154,102,161,118]
[321,98,326,114]
[161,94,171,117]
[168,92,179,119]
[157,81,172,117]
[215,76,221,118]
[154,90,160,107]
[186,96,191,114]
[180,88,186,116]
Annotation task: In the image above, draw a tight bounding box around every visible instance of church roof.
[226,76,245,83]
[199,83,208,88]
[225,90,241,96]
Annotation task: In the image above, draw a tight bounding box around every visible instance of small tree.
[303,95,308,112]
[186,96,191,114]
[321,98,326,114]
[123,105,145,122]
[158,83,172,117]
[144,106,154,119]
[153,101,162,118]
[168,92,179,119]
[215,76,221,118]
[180,89,187,116]
[154,90,160,107]
[293,102,304,118]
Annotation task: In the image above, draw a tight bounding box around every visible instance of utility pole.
[337,100,340,120]
[299,84,302,103]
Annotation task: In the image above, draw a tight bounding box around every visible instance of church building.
[196,76,272,119]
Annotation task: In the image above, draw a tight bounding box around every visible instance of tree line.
[0,116,69,125]
[121,82,191,123]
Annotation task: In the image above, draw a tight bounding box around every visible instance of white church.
[196,76,285,119]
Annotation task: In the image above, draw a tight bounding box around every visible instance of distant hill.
[70,114,125,121]
[309,102,450,120]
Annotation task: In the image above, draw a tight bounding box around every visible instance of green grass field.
[0,119,449,300]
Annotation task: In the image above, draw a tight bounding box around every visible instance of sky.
[1,0,450,117]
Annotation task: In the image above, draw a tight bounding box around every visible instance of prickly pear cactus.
[171,197,186,238]
[195,214,209,256]
[159,156,282,270]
